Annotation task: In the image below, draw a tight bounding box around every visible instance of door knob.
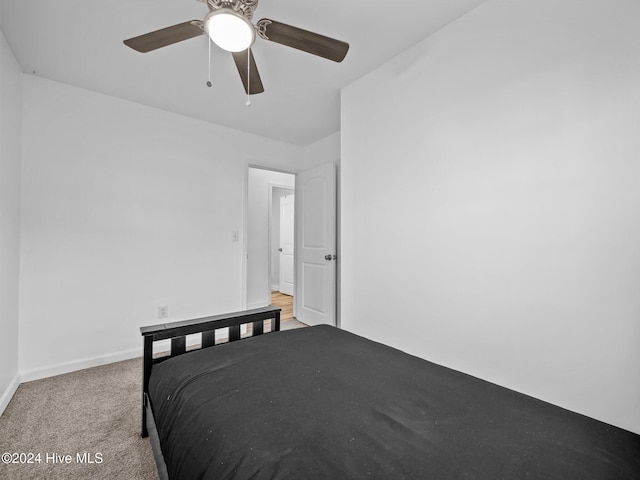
[325,254,336,261]
[278,248,283,252]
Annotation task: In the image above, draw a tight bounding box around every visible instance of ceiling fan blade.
[257,19,349,63]
[232,50,265,95]
[124,21,204,53]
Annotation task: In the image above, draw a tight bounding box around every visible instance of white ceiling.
[1,0,486,146]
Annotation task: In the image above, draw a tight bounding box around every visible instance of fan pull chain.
[206,37,212,88]
[246,48,252,107]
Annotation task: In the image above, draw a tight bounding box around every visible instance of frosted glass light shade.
[205,9,255,52]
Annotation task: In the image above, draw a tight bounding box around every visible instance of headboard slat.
[229,325,241,342]
[202,330,215,348]
[171,336,186,356]
[253,320,264,336]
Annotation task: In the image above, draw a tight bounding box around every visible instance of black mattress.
[149,325,640,480]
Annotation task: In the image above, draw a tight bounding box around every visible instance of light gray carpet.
[0,358,158,480]
[280,318,307,330]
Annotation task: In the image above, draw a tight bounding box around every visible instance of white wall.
[0,27,22,413]
[341,0,640,434]
[19,76,302,379]
[303,132,340,171]
[246,168,295,308]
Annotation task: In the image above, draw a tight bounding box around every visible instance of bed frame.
[140,306,282,480]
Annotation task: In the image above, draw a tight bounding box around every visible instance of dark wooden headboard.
[139,306,281,437]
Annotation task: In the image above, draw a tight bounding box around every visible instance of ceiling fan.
[123,0,349,96]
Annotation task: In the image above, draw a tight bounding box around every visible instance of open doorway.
[246,167,298,323]
[246,163,337,328]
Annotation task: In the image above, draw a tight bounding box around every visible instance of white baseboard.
[19,348,141,383]
[0,373,20,416]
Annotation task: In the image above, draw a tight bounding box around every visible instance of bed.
[141,307,640,480]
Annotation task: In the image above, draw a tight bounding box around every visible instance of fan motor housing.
[205,0,259,20]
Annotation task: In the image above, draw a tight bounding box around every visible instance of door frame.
[243,163,339,325]
[243,165,297,312]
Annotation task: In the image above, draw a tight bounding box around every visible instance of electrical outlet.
[158,305,168,319]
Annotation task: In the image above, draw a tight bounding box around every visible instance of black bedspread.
[149,325,640,480]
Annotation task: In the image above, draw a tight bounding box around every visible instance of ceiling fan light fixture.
[205,9,255,52]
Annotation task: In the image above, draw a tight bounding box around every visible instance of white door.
[279,194,295,296]
[295,163,336,326]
